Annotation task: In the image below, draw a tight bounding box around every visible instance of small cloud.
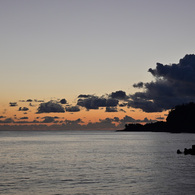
[119,103,128,107]
[109,90,127,100]
[9,102,18,107]
[18,107,29,111]
[105,107,118,112]
[119,109,126,113]
[133,82,144,88]
[26,99,33,102]
[78,94,92,98]
[65,106,80,112]
[34,99,44,102]
[0,116,6,119]
[60,98,67,104]
[20,117,28,120]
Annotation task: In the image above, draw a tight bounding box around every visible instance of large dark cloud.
[37,100,65,113]
[77,95,119,110]
[129,54,195,112]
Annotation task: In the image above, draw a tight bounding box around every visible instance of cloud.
[20,117,28,120]
[77,95,119,110]
[60,98,67,104]
[78,94,92,98]
[133,82,144,88]
[119,109,126,113]
[18,107,29,111]
[105,107,118,112]
[65,106,80,112]
[34,99,44,102]
[64,118,84,124]
[129,54,195,112]
[9,102,18,107]
[37,100,65,113]
[109,90,127,99]
[42,116,56,123]
[0,116,5,119]
[119,103,128,107]
[0,118,14,123]
[29,103,35,107]
[85,118,117,130]
[26,99,33,102]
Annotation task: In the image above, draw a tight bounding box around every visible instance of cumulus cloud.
[60,98,67,104]
[37,100,65,113]
[18,107,29,111]
[77,95,119,110]
[129,54,195,112]
[65,106,80,112]
[9,102,18,107]
[105,107,118,112]
[133,82,144,88]
[109,90,127,99]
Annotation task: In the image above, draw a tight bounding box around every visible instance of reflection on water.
[0,131,195,195]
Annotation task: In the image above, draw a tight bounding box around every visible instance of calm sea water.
[0,130,194,195]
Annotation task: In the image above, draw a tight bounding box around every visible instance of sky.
[1,0,195,130]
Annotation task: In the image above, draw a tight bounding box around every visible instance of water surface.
[0,131,195,194]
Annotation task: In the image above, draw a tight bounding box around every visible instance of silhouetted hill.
[166,102,195,133]
[122,102,195,133]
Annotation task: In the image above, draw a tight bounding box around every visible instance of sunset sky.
[1,0,195,130]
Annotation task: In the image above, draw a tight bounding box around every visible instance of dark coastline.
[118,102,195,134]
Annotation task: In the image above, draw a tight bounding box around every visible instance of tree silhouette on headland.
[123,102,195,133]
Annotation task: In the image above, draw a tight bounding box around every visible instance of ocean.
[0,130,194,195]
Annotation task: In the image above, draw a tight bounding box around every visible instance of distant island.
[120,102,195,133]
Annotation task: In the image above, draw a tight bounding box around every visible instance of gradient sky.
[1,0,195,130]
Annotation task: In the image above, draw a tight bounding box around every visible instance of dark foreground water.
[0,130,195,195]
